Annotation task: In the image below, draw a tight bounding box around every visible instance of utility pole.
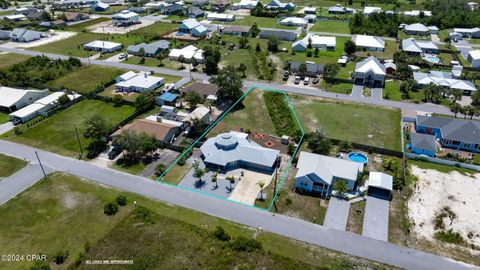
[35,151,47,179]
[75,124,83,159]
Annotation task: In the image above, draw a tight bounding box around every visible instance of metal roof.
[368,172,393,191]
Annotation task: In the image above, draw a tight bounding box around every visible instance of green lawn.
[33,32,145,58]
[208,89,277,137]
[383,80,402,101]
[165,14,187,21]
[278,36,349,64]
[67,5,126,15]
[0,9,13,16]
[0,53,29,69]
[321,81,353,94]
[47,65,124,94]
[355,40,399,60]
[310,20,350,34]
[7,100,136,157]
[290,95,402,150]
[130,22,178,39]
[0,112,9,124]
[0,154,27,178]
[0,172,387,269]
[64,17,111,32]
[230,16,295,30]
[409,159,479,176]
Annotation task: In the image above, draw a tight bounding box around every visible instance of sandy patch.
[0,31,77,48]
[409,165,480,246]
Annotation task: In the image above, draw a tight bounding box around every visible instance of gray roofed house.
[188,6,205,18]
[127,40,170,57]
[221,25,250,36]
[403,23,430,36]
[410,132,437,157]
[192,0,209,6]
[295,151,363,195]
[290,62,324,77]
[0,30,11,40]
[10,28,43,42]
[402,38,439,55]
[259,30,297,41]
[200,131,280,173]
[416,115,480,153]
[413,71,477,95]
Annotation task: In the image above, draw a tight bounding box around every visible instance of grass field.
[47,65,124,94]
[64,17,111,32]
[383,80,402,101]
[7,100,135,157]
[290,95,402,150]
[355,40,399,60]
[310,20,350,34]
[0,172,388,269]
[230,16,295,30]
[322,81,353,94]
[130,22,178,39]
[278,36,349,64]
[0,53,29,69]
[0,112,9,124]
[0,154,27,178]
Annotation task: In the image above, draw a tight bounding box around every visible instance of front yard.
[0,154,27,178]
[0,53,30,69]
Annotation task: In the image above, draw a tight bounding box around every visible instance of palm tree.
[333,180,349,198]
[258,181,265,200]
[466,105,476,120]
[450,102,462,118]
[211,171,218,189]
[226,175,235,190]
[193,167,205,183]
[192,159,200,169]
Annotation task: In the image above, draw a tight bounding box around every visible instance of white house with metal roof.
[200,131,280,173]
[10,28,44,42]
[169,45,204,62]
[295,151,363,195]
[280,17,307,27]
[452,27,480,38]
[178,18,208,37]
[83,40,122,53]
[353,56,386,87]
[328,4,355,14]
[367,172,393,200]
[413,71,477,95]
[115,71,164,93]
[352,35,385,51]
[0,87,48,112]
[467,49,480,68]
[402,38,438,55]
[232,0,259,9]
[403,10,432,17]
[112,10,139,26]
[363,6,382,15]
[206,12,235,22]
[403,23,430,36]
[292,34,336,52]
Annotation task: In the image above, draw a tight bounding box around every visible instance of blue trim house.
[409,132,437,157]
[265,0,295,10]
[156,92,178,106]
[415,115,480,153]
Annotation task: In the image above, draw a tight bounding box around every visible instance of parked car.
[119,53,128,59]
[283,71,289,81]
[294,76,301,84]
[108,145,123,160]
[312,77,319,84]
[303,77,309,85]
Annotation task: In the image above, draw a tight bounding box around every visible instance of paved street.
[0,140,478,269]
[362,196,390,241]
[0,163,53,205]
[324,197,350,230]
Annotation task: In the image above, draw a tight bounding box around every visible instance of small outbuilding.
[367,172,393,200]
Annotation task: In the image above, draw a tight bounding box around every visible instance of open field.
[290,95,402,150]
[230,16,295,30]
[0,53,30,68]
[0,172,390,269]
[64,17,111,32]
[0,112,9,124]
[0,154,27,178]
[6,100,136,157]
[47,65,124,94]
[310,20,350,34]
[355,40,398,60]
[130,22,178,39]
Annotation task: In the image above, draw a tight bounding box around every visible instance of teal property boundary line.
[156,87,305,212]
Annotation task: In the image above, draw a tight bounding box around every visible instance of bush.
[54,250,69,265]
[103,202,119,215]
[263,92,299,138]
[213,226,231,242]
[230,236,262,252]
[177,157,186,166]
[435,229,464,244]
[116,195,127,206]
[285,198,292,206]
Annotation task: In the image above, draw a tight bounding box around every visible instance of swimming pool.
[347,152,368,164]
[423,56,440,64]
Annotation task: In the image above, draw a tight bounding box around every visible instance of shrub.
[54,250,69,265]
[213,226,231,242]
[177,157,186,166]
[435,229,464,244]
[263,92,299,138]
[285,198,292,206]
[103,202,119,215]
[116,195,127,206]
[230,236,262,252]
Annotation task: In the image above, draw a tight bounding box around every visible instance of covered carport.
[367,172,393,200]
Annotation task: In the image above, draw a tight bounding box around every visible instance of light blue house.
[416,115,480,153]
[409,132,437,157]
[91,2,109,12]
[295,151,363,196]
[265,0,295,10]
[179,18,207,37]
[200,131,280,173]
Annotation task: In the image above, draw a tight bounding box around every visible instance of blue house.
[179,18,207,37]
[91,2,110,12]
[415,115,480,153]
[156,92,178,106]
[409,132,437,157]
[265,0,296,10]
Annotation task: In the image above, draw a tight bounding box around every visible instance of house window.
[451,140,460,146]
[463,143,471,149]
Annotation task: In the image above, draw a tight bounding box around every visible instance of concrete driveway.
[362,196,390,241]
[228,169,274,205]
[0,122,14,136]
[371,88,383,100]
[324,197,350,230]
[351,85,364,98]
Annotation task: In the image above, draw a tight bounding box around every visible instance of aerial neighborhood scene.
[1,0,480,268]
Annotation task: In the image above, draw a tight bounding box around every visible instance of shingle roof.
[416,115,480,144]
[410,132,437,152]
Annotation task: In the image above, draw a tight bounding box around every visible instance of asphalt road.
[0,46,456,117]
[0,140,477,270]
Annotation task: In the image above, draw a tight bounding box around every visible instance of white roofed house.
[265,0,295,10]
[168,45,204,63]
[189,106,210,124]
[0,87,49,112]
[403,23,430,36]
[295,151,363,196]
[413,71,477,96]
[232,0,259,9]
[352,35,385,51]
[367,172,393,200]
[280,17,307,27]
[467,49,480,68]
[200,131,280,173]
[354,56,386,87]
[328,4,356,14]
[83,40,122,53]
[452,27,480,38]
[178,18,208,37]
[363,6,382,15]
[115,71,164,93]
[292,34,336,52]
[402,38,439,56]
[206,12,235,22]
[112,10,140,26]
[403,10,432,17]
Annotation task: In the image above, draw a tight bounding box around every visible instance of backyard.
[290,95,402,151]
[5,100,136,157]
[0,172,388,269]
[0,154,27,178]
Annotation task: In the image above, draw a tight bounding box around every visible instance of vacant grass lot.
[355,40,398,60]
[310,20,350,34]
[208,89,277,137]
[130,22,178,39]
[0,112,9,124]
[290,95,402,150]
[0,154,27,178]
[7,100,135,157]
[0,53,29,68]
[47,65,124,94]
[33,32,145,58]
[0,172,388,269]
[64,17,111,32]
